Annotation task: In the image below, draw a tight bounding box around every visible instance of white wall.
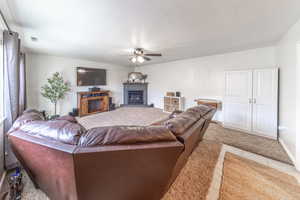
[135,47,276,122]
[276,18,300,168]
[0,121,3,176]
[26,53,133,115]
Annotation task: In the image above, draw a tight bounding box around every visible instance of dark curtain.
[3,30,26,169]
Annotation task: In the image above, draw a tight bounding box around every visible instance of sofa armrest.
[9,130,77,153]
[8,131,78,200]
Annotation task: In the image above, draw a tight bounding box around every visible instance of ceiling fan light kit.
[129,48,162,64]
[137,56,145,63]
[130,55,145,64]
[130,56,137,63]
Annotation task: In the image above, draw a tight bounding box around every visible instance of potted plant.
[41,72,71,119]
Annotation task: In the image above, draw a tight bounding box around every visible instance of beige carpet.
[219,152,300,200]
[204,123,293,165]
[163,140,222,200]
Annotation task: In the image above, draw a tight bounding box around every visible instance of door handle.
[253,98,256,104]
[249,98,252,104]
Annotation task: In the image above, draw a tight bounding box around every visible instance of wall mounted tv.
[77,67,107,86]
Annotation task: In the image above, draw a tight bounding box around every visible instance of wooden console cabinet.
[77,91,110,117]
[194,99,221,109]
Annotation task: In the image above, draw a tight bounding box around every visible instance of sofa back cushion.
[56,115,77,123]
[164,114,198,136]
[78,125,177,146]
[164,105,212,136]
[186,105,212,117]
[8,110,45,134]
[19,120,85,145]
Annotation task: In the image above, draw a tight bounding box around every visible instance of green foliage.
[41,72,71,114]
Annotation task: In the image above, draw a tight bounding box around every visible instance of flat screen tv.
[77,67,107,86]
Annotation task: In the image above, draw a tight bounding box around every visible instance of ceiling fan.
[129,48,162,64]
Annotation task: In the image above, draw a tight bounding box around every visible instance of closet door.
[224,70,253,132]
[252,69,278,139]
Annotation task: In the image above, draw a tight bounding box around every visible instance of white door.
[252,69,278,138]
[224,70,253,132]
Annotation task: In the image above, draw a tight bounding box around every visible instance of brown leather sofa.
[7,106,216,200]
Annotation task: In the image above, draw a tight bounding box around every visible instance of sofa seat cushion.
[78,125,177,146]
[8,110,45,134]
[19,120,85,145]
[23,109,45,117]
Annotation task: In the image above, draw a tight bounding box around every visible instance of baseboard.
[279,138,297,167]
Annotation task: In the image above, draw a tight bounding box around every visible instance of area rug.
[4,140,298,200]
[163,141,300,200]
[77,107,169,129]
[219,153,300,200]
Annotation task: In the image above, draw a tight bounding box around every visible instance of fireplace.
[88,99,101,113]
[128,91,144,105]
[123,83,148,106]
[77,91,110,117]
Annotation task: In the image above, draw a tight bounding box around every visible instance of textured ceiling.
[2,0,300,66]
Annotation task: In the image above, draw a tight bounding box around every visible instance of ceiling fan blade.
[144,53,162,57]
[143,56,151,61]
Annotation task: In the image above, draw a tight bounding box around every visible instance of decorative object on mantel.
[175,91,181,97]
[88,87,101,92]
[164,95,184,113]
[194,98,222,110]
[128,72,147,83]
[77,91,110,117]
[41,72,71,118]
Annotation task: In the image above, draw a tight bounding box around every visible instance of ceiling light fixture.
[131,56,137,63]
[77,69,86,73]
[137,56,145,63]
